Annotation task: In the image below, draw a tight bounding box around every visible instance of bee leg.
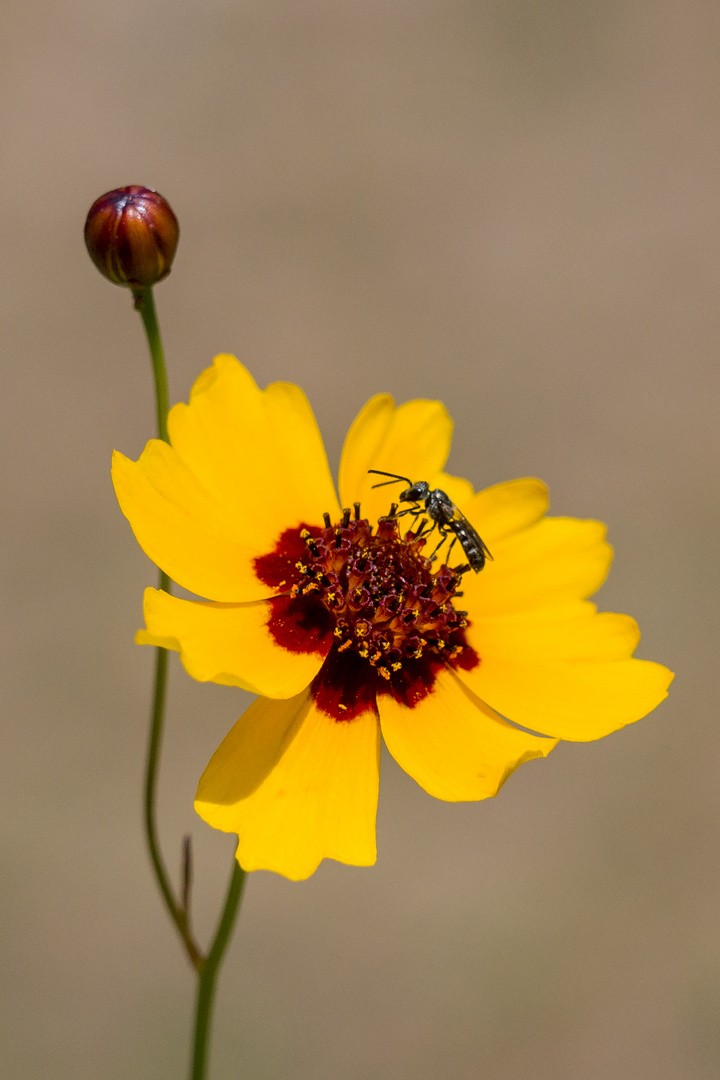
[427,525,451,564]
[445,533,458,564]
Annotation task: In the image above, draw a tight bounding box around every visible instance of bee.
[368,470,493,573]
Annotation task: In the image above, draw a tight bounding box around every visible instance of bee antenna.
[368,469,413,489]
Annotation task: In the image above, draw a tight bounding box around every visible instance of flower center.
[255,507,478,720]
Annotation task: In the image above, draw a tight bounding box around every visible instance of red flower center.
[255,509,479,720]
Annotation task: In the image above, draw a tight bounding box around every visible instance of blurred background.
[1,1,718,1077]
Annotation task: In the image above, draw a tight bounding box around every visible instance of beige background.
[1,1,718,1077]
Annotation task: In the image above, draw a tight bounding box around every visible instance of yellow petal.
[378,667,557,801]
[196,692,308,806]
[462,516,612,616]
[338,394,453,522]
[112,445,270,601]
[168,355,340,549]
[467,604,641,661]
[459,478,549,544]
[196,693,381,880]
[433,472,476,509]
[136,588,328,697]
[456,653,674,741]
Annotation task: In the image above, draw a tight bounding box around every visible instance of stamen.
[259,508,478,721]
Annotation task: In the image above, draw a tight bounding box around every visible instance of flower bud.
[84,186,179,288]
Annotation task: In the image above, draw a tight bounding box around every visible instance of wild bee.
[368,470,493,573]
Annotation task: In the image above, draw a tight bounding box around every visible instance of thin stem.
[143,611,203,968]
[190,862,247,1080]
[182,835,193,918]
[132,285,249,1076]
[134,287,169,442]
[133,286,202,969]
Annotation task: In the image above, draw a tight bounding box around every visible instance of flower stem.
[144,626,203,968]
[190,862,247,1080]
[133,286,202,969]
[134,286,169,442]
[132,286,249,1077]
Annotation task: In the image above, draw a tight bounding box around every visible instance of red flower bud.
[84,186,179,288]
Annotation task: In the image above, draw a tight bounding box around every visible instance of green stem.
[133,286,202,968]
[132,286,249,1077]
[134,287,169,442]
[190,862,247,1080]
[143,602,203,968]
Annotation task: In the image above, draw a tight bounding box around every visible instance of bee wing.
[454,510,493,561]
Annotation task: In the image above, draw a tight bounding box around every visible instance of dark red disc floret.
[254,512,479,721]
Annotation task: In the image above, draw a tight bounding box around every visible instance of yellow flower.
[112,355,673,881]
